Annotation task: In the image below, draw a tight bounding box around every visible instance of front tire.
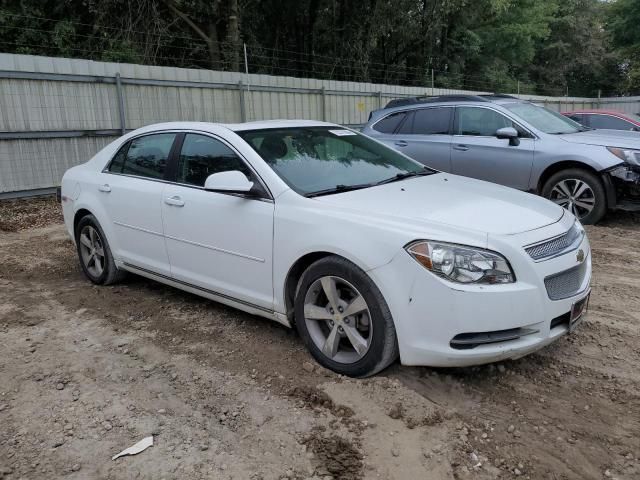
[294,256,398,377]
[542,168,606,224]
[75,214,126,285]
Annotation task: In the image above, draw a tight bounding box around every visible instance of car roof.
[128,120,340,136]
[382,94,525,109]
[564,110,629,116]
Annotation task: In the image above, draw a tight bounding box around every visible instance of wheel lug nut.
[338,307,343,313]
[329,308,334,314]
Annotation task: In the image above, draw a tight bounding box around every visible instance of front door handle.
[98,184,111,193]
[394,140,408,147]
[164,196,185,207]
[453,144,469,151]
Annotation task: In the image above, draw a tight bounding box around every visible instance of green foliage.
[0,0,637,95]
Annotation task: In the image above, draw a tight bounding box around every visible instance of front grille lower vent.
[544,261,588,300]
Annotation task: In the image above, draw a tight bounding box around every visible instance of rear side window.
[118,133,176,179]
[176,134,252,187]
[372,111,407,133]
[412,108,452,135]
[587,114,634,131]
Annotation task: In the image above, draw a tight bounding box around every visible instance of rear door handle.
[164,195,185,207]
[394,140,408,147]
[453,144,469,151]
[98,184,111,193]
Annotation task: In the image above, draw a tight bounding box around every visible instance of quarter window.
[176,134,251,187]
[118,133,176,179]
[455,107,526,137]
[372,111,407,133]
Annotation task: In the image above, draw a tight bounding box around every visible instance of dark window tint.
[176,134,251,187]
[567,114,584,124]
[412,108,452,134]
[396,111,414,134]
[108,143,128,173]
[587,114,635,131]
[372,111,407,133]
[121,133,175,179]
[456,107,518,137]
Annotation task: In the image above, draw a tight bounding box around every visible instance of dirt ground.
[0,197,639,480]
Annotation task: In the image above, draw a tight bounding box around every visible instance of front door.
[450,106,535,190]
[161,133,275,310]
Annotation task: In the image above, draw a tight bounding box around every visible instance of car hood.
[314,173,564,235]
[558,129,640,149]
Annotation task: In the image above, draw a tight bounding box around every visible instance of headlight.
[607,146,640,166]
[406,241,515,284]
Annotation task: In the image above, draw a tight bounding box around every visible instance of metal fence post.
[320,87,326,121]
[377,91,382,109]
[115,73,126,135]
[238,80,246,122]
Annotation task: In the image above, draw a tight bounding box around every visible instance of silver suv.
[363,94,640,224]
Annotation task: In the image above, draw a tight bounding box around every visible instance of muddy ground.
[0,197,639,480]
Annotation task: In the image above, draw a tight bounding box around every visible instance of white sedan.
[60,120,591,377]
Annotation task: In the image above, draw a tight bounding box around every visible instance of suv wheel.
[542,168,606,224]
[75,214,126,285]
[294,256,398,377]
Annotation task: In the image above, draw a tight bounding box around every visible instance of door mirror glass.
[204,171,254,193]
[496,127,520,146]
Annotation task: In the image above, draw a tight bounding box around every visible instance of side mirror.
[496,127,520,146]
[204,171,254,194]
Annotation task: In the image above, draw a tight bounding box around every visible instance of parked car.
[60,120,591,377]
[363,95,640,224]
[563,110,640,132]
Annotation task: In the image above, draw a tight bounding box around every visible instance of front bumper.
[369,217,592,367]
[603,166,640,211]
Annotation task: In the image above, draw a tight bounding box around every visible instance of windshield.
[504,102,585,134]
[629,113,640,124]
[238,126,431,196]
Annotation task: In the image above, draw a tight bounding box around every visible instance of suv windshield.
[238,127,432,196]
[504,102,586,134]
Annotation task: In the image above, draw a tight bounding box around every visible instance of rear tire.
[75,214,126,285]
[294,256,398,377]
[541,168,606,224]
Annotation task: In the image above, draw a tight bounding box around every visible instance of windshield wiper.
[374,168,435,186]
[304,183,374,198]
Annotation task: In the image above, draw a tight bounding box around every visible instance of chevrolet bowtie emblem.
[576,249,585,263]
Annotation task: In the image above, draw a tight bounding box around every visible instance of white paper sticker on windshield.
[329,129,357,136]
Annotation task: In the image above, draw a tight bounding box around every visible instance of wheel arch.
[536,161,604,196]
[283,250,379,324]
[73,208,93,236]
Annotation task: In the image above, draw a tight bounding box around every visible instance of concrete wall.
[1,53,639,195]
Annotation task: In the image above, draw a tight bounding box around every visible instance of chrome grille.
[525,224,582,261]
[544,261,588,300]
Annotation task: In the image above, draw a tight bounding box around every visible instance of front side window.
[455,107,518,136]
[176,134,251,187]
[504,102,583,134]
[587,114,635,131]
[412,107,452,135]
[238,127,429,196]
[115,133,176,179]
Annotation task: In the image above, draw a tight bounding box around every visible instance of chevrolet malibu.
[60,121,591,377]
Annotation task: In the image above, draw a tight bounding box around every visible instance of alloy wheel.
[303,276,373,364]
[78,225,105,278]
[548,179,595,219]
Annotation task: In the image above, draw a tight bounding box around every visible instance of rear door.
[101,132,177,276]
[450,106,535,190]
[390,107,453,171]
